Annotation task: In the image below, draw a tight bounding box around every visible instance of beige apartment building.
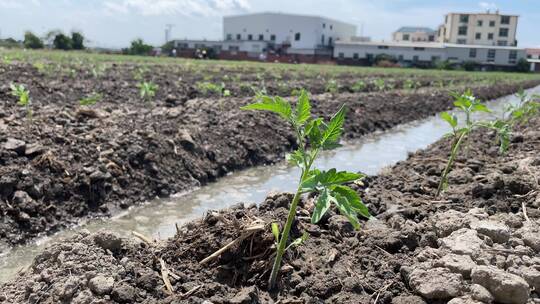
[437,12,518,46]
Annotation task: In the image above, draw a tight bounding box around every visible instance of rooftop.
[445,12,519,17]
[395,26,436,33]
[224,11,354,25]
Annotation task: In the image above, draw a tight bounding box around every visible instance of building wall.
[334,41,525,67]
[438,13,518,46]
[393,31,435,42]
[223,13,356,51]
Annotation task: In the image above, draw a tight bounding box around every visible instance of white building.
[393,27,437,42]
[438,12,518,46]
[334,40,526,68]
[223,12,356,55]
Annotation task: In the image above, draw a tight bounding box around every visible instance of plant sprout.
[325,79,339,94]
[242,90,370,289]
[437,90,510,196]
[351,80,366,92]
[79,92,102,106]
[10,83,32,122]
[138,81,158,103]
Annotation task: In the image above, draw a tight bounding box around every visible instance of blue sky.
[0,0,539,48]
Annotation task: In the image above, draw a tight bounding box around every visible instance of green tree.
[71,32,85,50]
[23,31,44,49]
[128,39,153,55]
[53,33,72,50]
[515,58,530,73]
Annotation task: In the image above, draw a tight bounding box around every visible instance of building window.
[330,25,333,30]
[497,40,508,46]
[321,35,325,45]
[460,14,469,23]
[228,46,239,51]
[432,56,440,62]
[477,20,483,26]
[295,32,301,41]
[270,34,276,41]
[501,16,511,24]
[499,28,509,37]
[509,50,517,60]
[353,53,359,60]
[413,55,419,62]
[457,39,467,44]
[489,20,495,27]
[458,26,467,36]
[258,34,264,41]
[366,53,373,61]
[488,33,494,40]
[487,49,496,62]
[323,23,326,29]
[403,34,410,41]
[429,35,435,42]
[338,52,344,59]
[328,37,333,45]
[469,48,477,58]
[377,45,389,49]
[475,33,481,40]
[247,34,253,41]
[398,55,404,61]
[226,34,232,41]
[236,34,241,40]
[413,47,425,51]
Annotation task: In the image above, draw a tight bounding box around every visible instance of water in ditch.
[1,87,537,282]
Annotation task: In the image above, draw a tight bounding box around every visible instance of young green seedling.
[437,89,509,196]
[242,90,370,289]
[79,92,102,106]
[10,83,32,122]
[138,81,158,103]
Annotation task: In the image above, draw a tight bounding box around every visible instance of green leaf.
[321,105,346,148]
[295,90,311,124]
[241,95,292,121]
[302,168,363,191]
[286,150,306,168]
[287,232,309,250]
[271,223,280,243]
[305,118,323,147]
[332,185,371,219]
[311,188,332,224]
[333,191,361,229]
[471,103,491,113]
[440,112,457,128]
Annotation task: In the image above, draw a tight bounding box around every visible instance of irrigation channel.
[1,86,539,283]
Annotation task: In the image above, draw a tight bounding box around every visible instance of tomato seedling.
[242,90,370,289]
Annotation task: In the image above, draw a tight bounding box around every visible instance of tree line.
[21,30,85,50]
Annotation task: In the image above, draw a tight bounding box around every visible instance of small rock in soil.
[92,232,122,251]
[470,220,510,243]
[88,275,114,295]
[434,254,476,279]
[518,224,540,253]
[391,295,427,304]
[3,137,26,155]
[447,296,484,304]
[409,267,463,300]
[111,283,137,303]
[471,266,529,304]
[439,228,485,257]
[433,210,472,237]
[229,286,258,304]
[469,283,494,303]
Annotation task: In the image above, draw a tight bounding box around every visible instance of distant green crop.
[138,81,158,103]
[79,92,102,106]
[325,79,339,94]
[373,78,386,91]
[351,80,366,92]
[197,82,230,97]
[242,90,370,289]
[10,83,32,122]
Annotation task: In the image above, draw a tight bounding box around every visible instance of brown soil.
[1,62,537,249]
[2,114,539,303]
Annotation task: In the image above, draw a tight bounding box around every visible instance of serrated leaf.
[321,105,346,148]
[333,191,361,229]
[301,168,362,191]
[241,95,292,121]
[305,118,323,147]
[332,185,371,219]
[440,112,457,128]
[295,90,311,124]
[286,150,305,168]
[311,188,332,224]
[271,223,280,243]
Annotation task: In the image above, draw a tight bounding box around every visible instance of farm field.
[1,50,540,303]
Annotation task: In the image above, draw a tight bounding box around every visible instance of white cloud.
[0,0,23,8]
[479,2,497,10]
[103,0,249,16]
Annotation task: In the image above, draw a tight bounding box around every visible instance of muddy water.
[1,87,538,282]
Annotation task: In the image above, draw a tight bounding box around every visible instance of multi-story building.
[437,12,518,46]
[223,12,356,55]
[393,27,436,42]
